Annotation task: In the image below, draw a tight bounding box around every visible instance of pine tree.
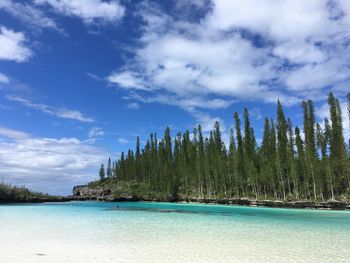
[173,133,182,198]
[328,93,348,195]
[328,93,346,160]
[243,108,257,197]
[287,118,298,198]
[197,125,206,197]
[107,94,350,202]
[135,136,141,181]
[163,127,175,197]
[260,118,272,198]
[107,158,112,178]
[324,118,335,199]
[302,100,317,199]
[316,123,328,200]
[228,128,238,197]
[295,127,305,198]
[118,152,126,180]
[99,163,105,181]
[276,100,288,200]
[213,121,227,196]
[234,112,245,196]
[269,119,278,198]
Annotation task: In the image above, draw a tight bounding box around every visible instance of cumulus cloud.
[0,0,62,33]
[34,0,125,24]
[107,0,350,115]
[7,95,94,123]
[0,26,32,62]
[0,127,108,195]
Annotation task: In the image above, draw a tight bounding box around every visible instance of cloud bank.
[0,127,108,195]
[108,0,350,126]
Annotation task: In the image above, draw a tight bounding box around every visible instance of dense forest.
[98,93,350,201]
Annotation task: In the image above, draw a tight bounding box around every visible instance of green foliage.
[0,183,51,203]
[99,163,106,181]
[99,94,350,201]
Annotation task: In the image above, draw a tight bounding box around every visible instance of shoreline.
[0,196,73,204]
[68,195,350,210]
[2,193,349,210]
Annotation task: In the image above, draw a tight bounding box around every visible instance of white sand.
[1,203,349,263]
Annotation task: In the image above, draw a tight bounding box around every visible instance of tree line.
[99,93,350,201]
[0,183,52,203]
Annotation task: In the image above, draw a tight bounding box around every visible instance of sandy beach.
[1,202,350,263]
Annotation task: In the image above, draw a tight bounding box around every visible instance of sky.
[0,0,350,195]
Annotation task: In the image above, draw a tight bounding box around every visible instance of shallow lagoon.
[1,201,350,262]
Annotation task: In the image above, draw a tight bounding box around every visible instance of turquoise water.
[1,201,350,262]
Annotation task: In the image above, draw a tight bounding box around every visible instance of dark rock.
[314,202,330,209]
[286,201,315,208]
[328,200,347,209]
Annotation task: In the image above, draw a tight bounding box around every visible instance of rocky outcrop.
[73,185,106,197]
[72,184,350,209]
[72,184,140,201]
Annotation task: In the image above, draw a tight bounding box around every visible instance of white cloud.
[0,127,108,195]
[34,0,125,24]
[56,109,94,123]
[0,26,32,62]
[285,58,350,92]
[190,109,224,132]
[118,137,129,144]
[7,95,94,123]
[0,72,10,83]
[273,40,327,64]
[127,92,232,110]
[126,102,140,110]
[0,126,30,140]
[0,0,62,33]
[107,71,147,90]
[206,0,333,41]
[88,126,104,139]
[107,0,350,114]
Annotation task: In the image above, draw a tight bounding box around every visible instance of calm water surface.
[1,201,349,262]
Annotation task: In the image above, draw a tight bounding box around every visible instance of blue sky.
[0,0,349,195]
